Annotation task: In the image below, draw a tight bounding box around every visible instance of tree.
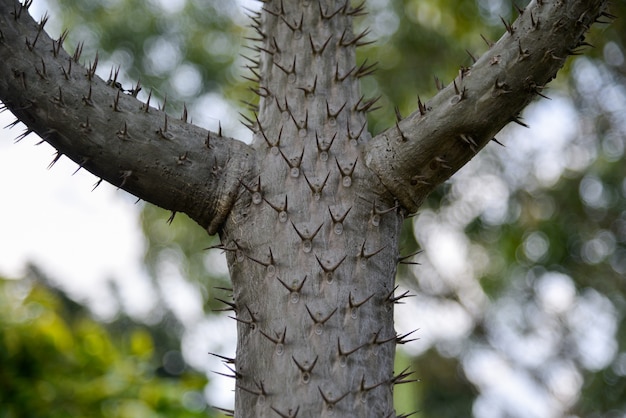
[0,0,613,416]
[0,267,210,418]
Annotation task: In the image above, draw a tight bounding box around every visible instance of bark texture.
[0,0,609,416]
[221,2,403,416]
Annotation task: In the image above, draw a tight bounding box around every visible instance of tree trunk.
[0,0,609,416]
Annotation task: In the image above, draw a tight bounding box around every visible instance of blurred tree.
[1,0,623,417]
[0,266,211,418]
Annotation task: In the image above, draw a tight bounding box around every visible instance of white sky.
[0,113,150,318]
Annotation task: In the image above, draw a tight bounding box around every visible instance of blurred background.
[0,0,625,417]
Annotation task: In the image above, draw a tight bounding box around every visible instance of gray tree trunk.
[0,0,609,416]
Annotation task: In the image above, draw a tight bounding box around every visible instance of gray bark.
[0,0,608,416]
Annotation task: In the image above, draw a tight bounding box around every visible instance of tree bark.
[0,0,609,416]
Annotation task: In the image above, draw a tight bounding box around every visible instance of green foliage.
[0,270,211,418]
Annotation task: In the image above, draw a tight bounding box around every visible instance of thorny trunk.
[0,0,610,416]
[221,1,403,416]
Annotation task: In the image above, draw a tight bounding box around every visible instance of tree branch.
[363,0,609,213]
[0,0,253,234]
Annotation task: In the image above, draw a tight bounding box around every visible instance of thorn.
[359,375,386,393]
[451,80,467,103]
[309,34,332,55]
[359,240,386,262]
[315,131,336,160]
[113,89,121,111]
[466,49,477,64]
[274,96,287,112]
[326,100,346,121]
[279,145,304,177]
[14,128,33,143]
[271,406,300,418]
[417,96,427,116]
[335,63,354,82]
[208,352,235,364]
[106,66,121,89]
[346,0,366,16]
[259,326,286,350]
[239,112,257,133]
[129,79,142,97]
[459,134,477,152]
[328,206,351,233]
[510,115,529,128]
[291,221,323,252]
[394,106,402,122]
[265,195,288,222]
[314,253,346,282]
[167,211,176,225]
[319,1,343,20]
[396,411,419,418]
[336,156,357,187]
[491,78,511,97]
[395,121,408,142]
[354,95,381,113]
[116,121,129,140]
[348,292,374,310]
[181,103,189,122]
[52,29,68,57]
[318,387,349,409]
[82,85,94,106]
[297,76,317,97]
[144,89,152,112]
[51,87,65,107]
[215,297,237,312]
[213,406,234,417]
[47,152,62,169]
[118,170,132,189]
[275,274,306,298]
[3,118,20,130]
[35,58,47,79]
[72,41,84,63]
[491,137,505,147]
[398,249,422,265]
[385,285,415,305]
[236,380,268,398]
[92,178,104,192]
[211,363,241,379]
[87,52,99,81]
[396,329,419,345]
[303,171,330,199]
[157,114,173,139]
[240,176,262,203]
[480,34,494,48]
[280,12,303,33]
[530,10,538,29]
[434,76,444,91]
[305,305,337,331]
[347,120,366,144]
[292,354,317,384]
[391,367,419,385]
[340,27,373,47]
[354,59,377,78]
[517,40,530,61]
[337,337,366,360]
[229,305,259,329]
[500,15,514,34]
